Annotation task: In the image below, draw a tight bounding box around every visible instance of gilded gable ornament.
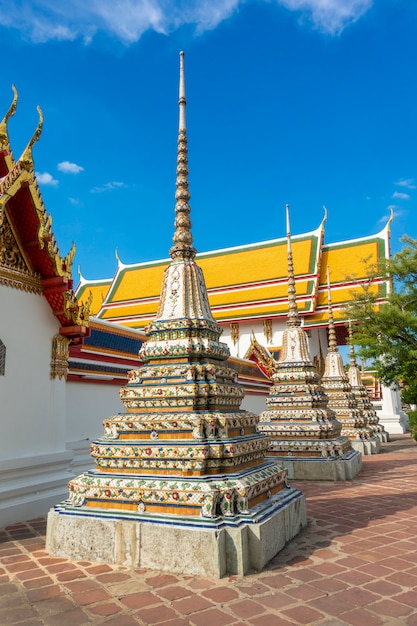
[50,334,70,380]
[0,213,42,293]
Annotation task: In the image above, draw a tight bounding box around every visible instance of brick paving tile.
[281,605,326,624]
[42,608,91,626]
[63,579,102,592]
[16,568,50,581]
[371,599,414,618]
[135,604,180,624]
[339,607,385,626]
[120,590,160,609]
[164,619,192,626]
[233,582,271,596]
[102,616,145,626]
[284,567,322,582]
[157,584,193,601]
[86,601,124,616]
[72,587,113,605]
[228,599,268,619]
[34,595,77,616]
[258,573,293,587]
[0,607,40,624]
[334,569,375,585]
[21,575,55,588]
[95,571,131,583]
[145,573,181,587]
[84,563,113,574]
[407,614,417,626]
[183,578,214,591]
[0,591,27,608]
[55,569,89,582]
[172,595,214,615]
[310,577,348,593]
[363,579,404,595]
[249,615,294,626]
[201,586,240,603]
[387,571,417,587]
[26,584,65,601]
[310,561,347,575]
[285,582,327,601]
[256,591,297,611]
[186,607,236,626]
[393,591,417,609]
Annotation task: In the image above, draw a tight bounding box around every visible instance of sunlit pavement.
[1,434,417,626]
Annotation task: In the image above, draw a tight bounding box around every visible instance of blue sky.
[0,0,415,280]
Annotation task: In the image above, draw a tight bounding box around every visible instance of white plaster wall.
[0,285,65,459]
[66,381,124,443]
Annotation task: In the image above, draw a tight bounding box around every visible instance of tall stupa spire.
[170,51,196,261]
[286,204,300,328]
[326,266,338,353]
[47,53,307,577]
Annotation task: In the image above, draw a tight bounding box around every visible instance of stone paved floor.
[1,434,417,626]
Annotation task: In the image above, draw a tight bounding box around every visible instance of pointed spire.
[326,266,337,352]
[170,51,196,261]
[286,204,300,328]
[348,320,357,367]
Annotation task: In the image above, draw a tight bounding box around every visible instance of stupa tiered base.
[46,470,306,577]
[264,446,362,480]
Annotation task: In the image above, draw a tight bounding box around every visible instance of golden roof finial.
[170,51,196,261]
[20,106,43,171]
[326,265,337,352]
[286,204,300,328]
[0,85,18,149]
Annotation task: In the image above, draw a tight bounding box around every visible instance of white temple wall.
[0,286,72,527]
[65,381,124,473]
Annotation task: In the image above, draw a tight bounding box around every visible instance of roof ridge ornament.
[20,106,43,171]
[170,51,196,261]
[0,85,18,144]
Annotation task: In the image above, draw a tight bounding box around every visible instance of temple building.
[75,196,406,435]
[46,52,306,577]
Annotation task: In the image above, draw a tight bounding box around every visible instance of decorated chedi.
[46,52,306,577]
[347,321,388,443]
[321,271,381,454]
[258,206,362,480]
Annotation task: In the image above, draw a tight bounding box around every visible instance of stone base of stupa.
[46,486,306,578]
[267,449,362,481]
[350,436,381,455]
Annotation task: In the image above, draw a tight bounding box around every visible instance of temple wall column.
[0,287,72,527]
[375,384,409,434]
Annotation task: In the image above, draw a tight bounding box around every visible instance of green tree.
[348,235,417,406]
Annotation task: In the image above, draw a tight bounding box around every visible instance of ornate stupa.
[258,206,362,480]
[46,52,306,577]
[321,271,380,454]
[347,321,388,443]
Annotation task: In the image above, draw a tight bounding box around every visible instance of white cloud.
[0,0,372,44]
[277,0,373,34]
[392,191,410,200]
[35,171,59,186]
[395,178,416,189]
[90,181,126,193]
[58,161,84,174]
